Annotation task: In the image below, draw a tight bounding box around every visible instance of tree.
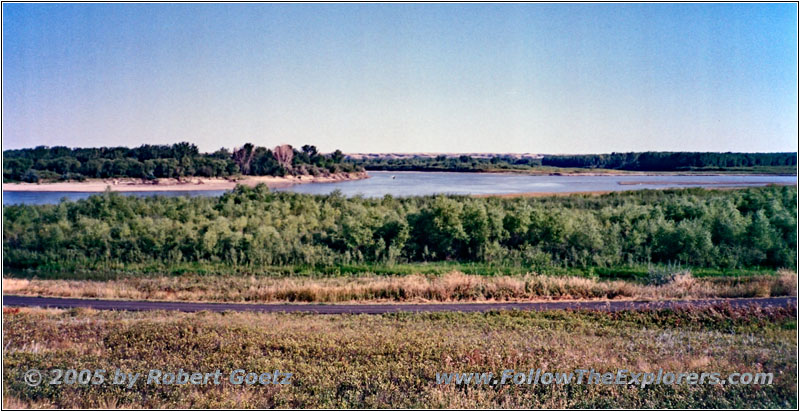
[302,145,318,158]
[273,144,294,168]
[251,148,281,176]
[233,144,256,175]
[1,142,359,182]
[21,169,39,183]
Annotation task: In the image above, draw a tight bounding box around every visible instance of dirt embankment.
[2,171,369,192]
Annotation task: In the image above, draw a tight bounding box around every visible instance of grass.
[3,305,795,408]
[4,261,782,281]
[3,270,796,303]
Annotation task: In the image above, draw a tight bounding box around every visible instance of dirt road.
[3,295,795,314]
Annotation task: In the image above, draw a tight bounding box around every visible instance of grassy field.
[3,305,796,408]
[3,270,796,303]
[5,261,784,281]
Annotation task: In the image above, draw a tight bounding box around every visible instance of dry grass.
[3,305,796,408]
[4,270,796,303]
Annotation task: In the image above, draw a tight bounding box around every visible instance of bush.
[2,187,796,271]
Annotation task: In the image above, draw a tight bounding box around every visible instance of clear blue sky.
[3,3,797,154]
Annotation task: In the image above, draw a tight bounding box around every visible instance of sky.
[2,3,797,154]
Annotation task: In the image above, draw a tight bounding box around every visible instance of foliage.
[354,155,542,172]
[645,262,688,286]
[354,152,797,174]
[3,270,795,303]
[3,143,361,182]
[3,186,796,272]
[542,151,797,171]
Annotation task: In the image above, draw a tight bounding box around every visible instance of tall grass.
[4,270,795,303]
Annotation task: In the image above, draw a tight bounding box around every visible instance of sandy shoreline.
[474,183,796,198]
[370,169,797,177]
[618,180,798,186]
[3,171,794,194]
[2,172,369,192]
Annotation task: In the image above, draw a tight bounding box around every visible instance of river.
[3,171,796,205]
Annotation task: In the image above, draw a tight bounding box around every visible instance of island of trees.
[354,151,797,174]
[2,143,361,183]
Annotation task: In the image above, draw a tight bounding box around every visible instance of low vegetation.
[3,186,796,273]
[3,270,796,303]
[3,305,795,408]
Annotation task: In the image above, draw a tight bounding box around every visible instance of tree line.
[3,186,795,272]
[355,152,796,173]
[353,155,543,172]
[542,152,797,171]
[3,143,360,183]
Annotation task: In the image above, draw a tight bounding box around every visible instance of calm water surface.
[2,190,230,205]
[3,171,796,205]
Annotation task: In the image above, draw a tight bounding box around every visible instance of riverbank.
[448,169,796,177]
[474,183,796,198]
[2,171,368,192]
[361,167,798,178]
[363,165,797,176]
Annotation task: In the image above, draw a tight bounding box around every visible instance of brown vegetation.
[272,144,293,168]
[3,305,795,408]
[4,270,795,304]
